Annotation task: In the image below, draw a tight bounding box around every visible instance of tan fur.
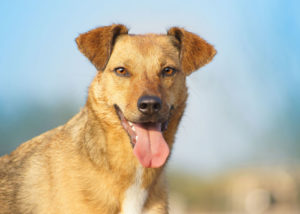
[0,24,216,214]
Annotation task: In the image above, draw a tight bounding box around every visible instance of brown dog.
[0,24,216,214]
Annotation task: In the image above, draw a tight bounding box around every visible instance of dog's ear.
[168,27,216,75]
[76,24,129,71]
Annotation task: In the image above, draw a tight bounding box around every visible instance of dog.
[0,24,216,214]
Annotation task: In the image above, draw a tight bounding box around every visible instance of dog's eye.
[161,67,177,77]
[114,67,130,77]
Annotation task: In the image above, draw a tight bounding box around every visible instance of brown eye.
[114,67,130,77]
[162,67,177,77]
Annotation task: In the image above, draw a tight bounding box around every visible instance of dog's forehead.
[111,34,179,63]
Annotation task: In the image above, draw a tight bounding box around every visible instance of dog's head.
[76,24,216,168]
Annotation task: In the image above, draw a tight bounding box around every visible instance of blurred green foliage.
[168,171,229,211]
[168,168,300,213]
[0,100,78,155]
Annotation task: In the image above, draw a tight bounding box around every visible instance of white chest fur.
[121,166,148,214]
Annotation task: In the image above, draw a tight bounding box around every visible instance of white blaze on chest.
[121,166,148,214]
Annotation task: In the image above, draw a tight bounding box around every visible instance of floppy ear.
[167,27,216,75]
[76,24,129,71]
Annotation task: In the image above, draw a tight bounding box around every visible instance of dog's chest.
[121,167,148,214]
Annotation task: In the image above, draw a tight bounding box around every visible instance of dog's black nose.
[137,96,162,115]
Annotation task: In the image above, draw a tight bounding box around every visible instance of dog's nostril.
[153,103,161,111]
[137,96,162,115]
[140,103,148,110]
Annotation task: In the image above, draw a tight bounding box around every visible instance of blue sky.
[0,0,299,174]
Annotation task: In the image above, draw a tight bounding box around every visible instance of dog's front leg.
[143,204,168,214]
[143,194,169,214]
[143,175,169,214]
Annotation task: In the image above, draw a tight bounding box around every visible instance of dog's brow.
[160,57,180,68]
[122,59,134,68]
[160,61,167,68]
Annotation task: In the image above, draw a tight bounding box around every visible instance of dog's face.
[103,34,185,125]
[76,24,216,168]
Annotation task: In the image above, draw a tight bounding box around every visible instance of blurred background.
[0,0,299,213]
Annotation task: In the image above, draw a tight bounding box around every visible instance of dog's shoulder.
[0,109,87,170]
[0,114,83,213]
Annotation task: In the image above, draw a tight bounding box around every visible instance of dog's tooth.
[132,126,136,132]
[136,135,138,141]
[128,121,133,127]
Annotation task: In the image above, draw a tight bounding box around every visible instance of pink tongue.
[133,123,170,168]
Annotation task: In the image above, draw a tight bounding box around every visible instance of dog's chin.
[113,104,169,147]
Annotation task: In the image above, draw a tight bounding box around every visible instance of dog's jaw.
[114,104,170,168]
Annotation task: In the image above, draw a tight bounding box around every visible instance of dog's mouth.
[114,105,170,168]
